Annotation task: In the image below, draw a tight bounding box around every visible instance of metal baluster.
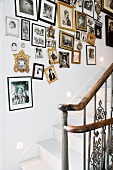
[88,131,91,170]
[83,107,86,170]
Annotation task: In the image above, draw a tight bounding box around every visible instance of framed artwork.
[32,63,44,80]
[38,0,57,25]
[76,11,87,31]
[14,0,40,21]
[35,47,43,58]
[58,0,70,4]
[76,30,81,40]
[7,76,33,111]
[87,16,95,27]
[59,51,70,68]
[86,45,96,65]
[47,39,52,47]
[78,0,83,7]
[13,50,30,73]
[87,32,96,45]
[101,0,113,17]
[72,50,81,64]
[47,25,55,39]
[58,1,75,32]
[105,15,113,47]
[87,26,95,34]
[31,23,46,48]
[70,0,77,8]
[51,40,56,48]
[11,42,18,51]
[95,21,102,39]
[95,3,101,15]
[81,31,88,42]
[21,19,30,41]
[59,30,74,51]
[45,65,58,84]
[82,0,94,18]
[48,48,59,64]
[77,42,83,50]
[5,16,19,37]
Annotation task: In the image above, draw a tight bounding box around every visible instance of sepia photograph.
[83,0,94,17]
[32,63,44,80]
[59,51,70,68]
[72,50,81,64]
[21,19,30,41]
[86,45,96,65]
[45,65,58,84]
[102,0,113,17]
[105,15,113,47]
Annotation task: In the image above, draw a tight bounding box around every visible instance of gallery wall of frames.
[5,0,113,111]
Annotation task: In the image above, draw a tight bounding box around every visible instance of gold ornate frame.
[13,50,30,73]
[76,11,87,31]
[87,32,96,46]
[44,65,58,84]
[47,25,55,39]
[48,48,59,64]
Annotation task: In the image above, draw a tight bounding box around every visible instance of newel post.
[61,111,69,170]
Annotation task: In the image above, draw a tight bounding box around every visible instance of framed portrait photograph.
[32,63,44,80]
[76,11,87,31]
[76,30,81,40]
[38,0,57,25]
[35,47,43,58]
[58,1,75,32]
[5,16,19,37]
[31,23,46,48]
[51,40,56,48]
[86,45,96,65]
[95,21,102,39]
[87,32,96,45]
[21,19,30,41]
[72,50,81,64]
[105,15,113,47]
[81,31,88,42]
[46,39,52,47]
[59,51,70,68]
[94,0,100,4]
[101,0,113,17]
[82,0,94,18]
[59,30,75,51]
[14,0,40,21]
[45,65,58,84]
[47,25,55,39]
[58,0,70,4]
[87,16,95,27]
[48,48,59,64]
[7,76,33,111]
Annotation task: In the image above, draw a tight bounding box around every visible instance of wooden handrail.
[58,63,113,112]
[64,118,113,133]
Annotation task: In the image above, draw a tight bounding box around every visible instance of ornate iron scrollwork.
[95,100,106,121]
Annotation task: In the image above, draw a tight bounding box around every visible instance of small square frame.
[32,63,44,80]
[95,21,102,39]
[86,45,96,65]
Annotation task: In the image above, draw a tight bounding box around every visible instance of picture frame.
[59,30,75,51]
[59,51,70,68]
[13,50,30,73]
[5,16,19,37]
[82,0,94,18]
[70,0,77,8]
[47,25,55,39]
[14,0,40,21]
[48,48,59,64]
[87,32,96,45]
[86,45,96,65]
[51,40,56,48]
[58,0,70,4]
[31,23,46,48]
[47,39,52,47]
[76,30,81,40]
[32,63,44,80]
[105,15,113,47]
[94,0,100,4]
[76,11,87,31]
[7,76,33,111]
[95,21,102,39]
[21,19,30,41]
[81,31,88,42]
[72,50,81,64]
[35,47,43,58]
[101,0,113,17]
[58,1,75,32]
[45,65,58,84]
[78,0,83,7]
[38,0,57,25]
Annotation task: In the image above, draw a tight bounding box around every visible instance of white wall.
[0,0,113,170]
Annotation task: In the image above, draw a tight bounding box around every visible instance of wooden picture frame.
[31,23,46,48]
[72,50,81,64]
[48,48,59,64]
[87,32,96,45]
[82,0,94,18]
[32,63,44,80]
[105,15,113,47]
[76,11,87,31]
[44,65,58,84]
[21,19,30,41]
[38,0,57,25]
[59,30,74,51]
[7,76,33,111]
[47,25,55,39]
[86,45,96,65]
[101,0,113,17]
[58,1,75,32]
[14,0,40,21]
[59,51,70,68]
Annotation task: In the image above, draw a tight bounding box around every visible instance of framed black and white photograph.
[86,45,96,65]
[70,0,77,8]
[76,11,87,31]
[32,63,44,80]
[14,0,40,21]
[59,51,70,68]
[38,0,57,25]
[81,31,88,42]
[21,19,30,41]
[76,30,81,40]
[83,0,94,18]
[105,15,113,47]
[45,65,58,84]
[95,21,102,39]
[6,16,19,37]
[101,0,113,17]
[31,23,46,48]
[7,76,33,111]
[35,47,43,58]
[48,48,59,64]
[46,39,52,47]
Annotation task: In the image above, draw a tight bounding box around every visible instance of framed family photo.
[58,1,75,32]
[32,63,44,80]
[31,23,46,48]
[76,11,87,31]
[82,0,94,18]
[6,16,19,37]
[72,50,81,64]
[45,65,58,84]
[14,0,40,21]
[48,48,59,64]
[59,30,74,51]
[105,15,113,47]
[87,32,96,45]
[59,51,70,68]
[7,76,33,111]
[38,0,57,25]
[86,45,96,65]
[101,0,113,17]
[21,19,30,41]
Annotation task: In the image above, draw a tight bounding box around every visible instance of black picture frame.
[7,76,33,111]
[32,63,44,80]
[38,0,57,25]
[21,19,30,41]
[14,0,40,21]
[105,15,113,47]
[95,21,102,39]
[86,45,96,65]
[82,0,94,18]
